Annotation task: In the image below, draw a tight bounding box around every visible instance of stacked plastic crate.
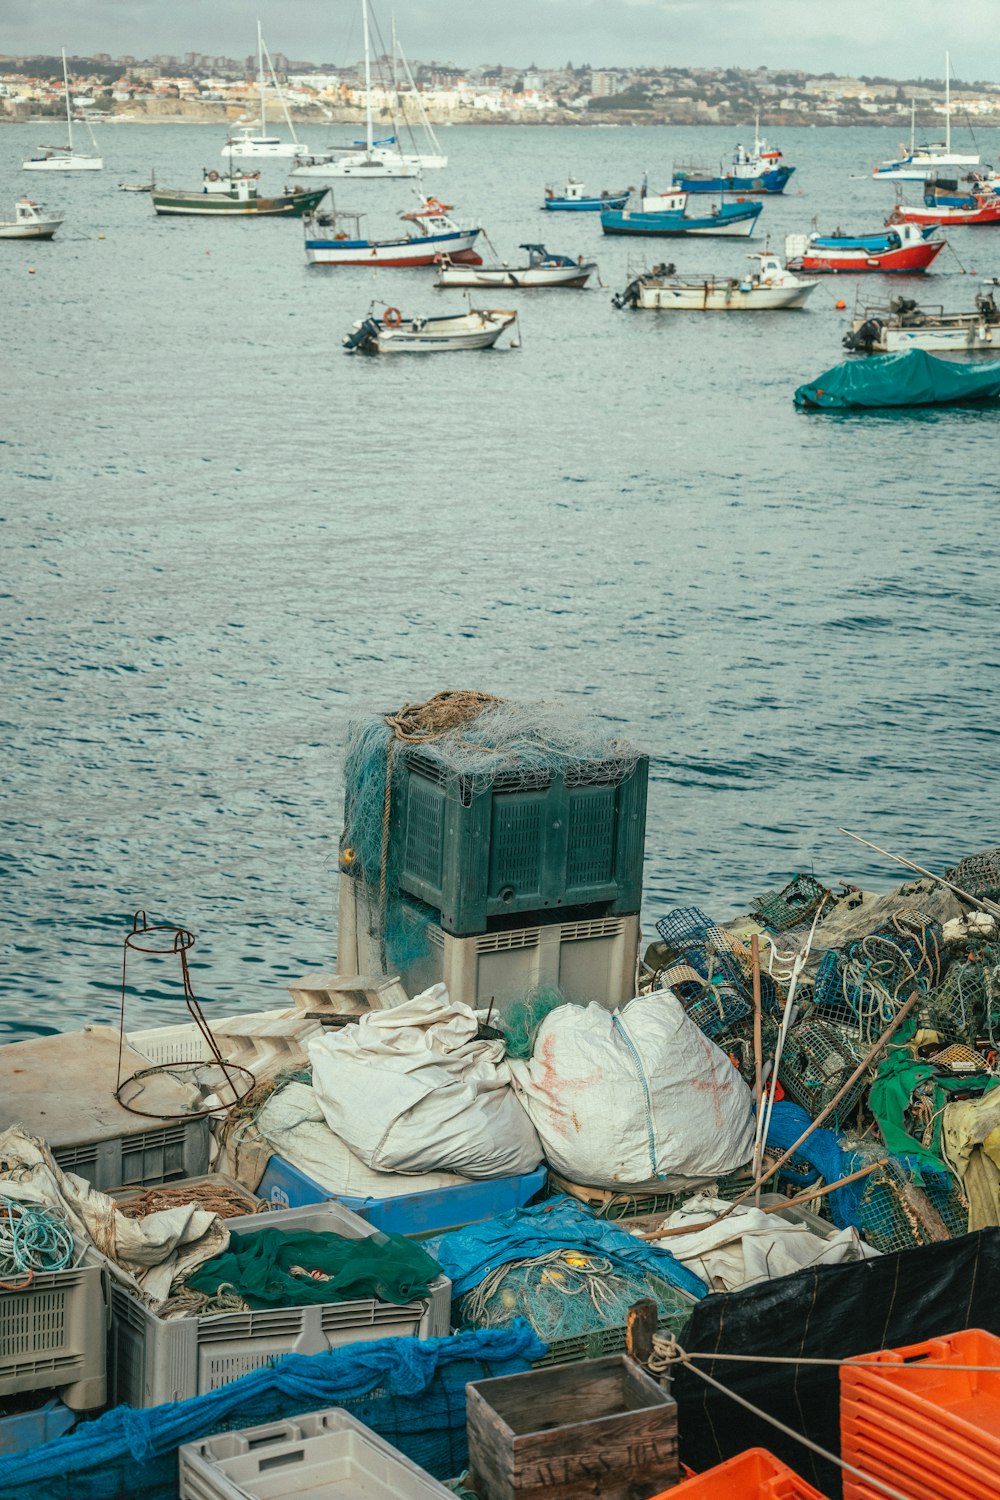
[338,736,649,1012]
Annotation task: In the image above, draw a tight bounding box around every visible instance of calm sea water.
[3,120,1000,1041]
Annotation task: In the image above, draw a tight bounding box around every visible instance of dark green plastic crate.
[392,750,648,935]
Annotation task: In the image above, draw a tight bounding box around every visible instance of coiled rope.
[0,1196,75,1290]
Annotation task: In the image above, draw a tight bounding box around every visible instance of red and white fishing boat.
[303,196,482,268]
[784,223,944,274]
[887,197,1000,228]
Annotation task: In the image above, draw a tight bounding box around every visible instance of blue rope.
[0,1196,75,1278]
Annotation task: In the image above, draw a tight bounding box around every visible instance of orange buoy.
[28,266,36,274]
[835,299,846,310]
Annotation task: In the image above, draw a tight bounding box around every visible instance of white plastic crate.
[0,1256,106,1410]
[179,1408,453,1500]
[108,1202,451,1407]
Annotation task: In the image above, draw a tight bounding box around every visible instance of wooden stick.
[750,933,764,1204]
[839,828,1000,920]
[635,1159,888,1240]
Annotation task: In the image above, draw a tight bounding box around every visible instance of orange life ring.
[383,306,402,327]
[206,170,220,183]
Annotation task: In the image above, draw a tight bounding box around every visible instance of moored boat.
[152,170,327,218]
[221,23,309,158]
[602,185,763,239]
[674,117,795,195]
[0,198,63,240]
[343,304,519,353]
[843,286,1000,354]
[795,347,1000,408]
[873,54,980,179]
[887,195,1000,227]
[612,250,817,310]
[304,197,482,267]
[22,49,102,172]
[435,244,597,288]
[542,179,630,211]
[784,223,944,273]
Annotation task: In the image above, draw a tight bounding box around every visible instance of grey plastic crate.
[179,1408,453,1500]
[0,1255,106,1410]
[52,1115,211,1192]
[108,1202,452,1408]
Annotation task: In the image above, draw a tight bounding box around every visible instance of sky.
[5,0,1000,80]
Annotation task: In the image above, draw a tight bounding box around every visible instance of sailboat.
[290,0,420,179]
[23,49,103,171]
[223,21,309,157]
[873,55,980,179]
[390,17,447,170]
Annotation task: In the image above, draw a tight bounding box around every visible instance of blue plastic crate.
[0,1397,75,1457]
[256,1156,549,1237]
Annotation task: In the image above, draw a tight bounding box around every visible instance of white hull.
[852,319,1000,353]
[410,154,447,170]
[23,155,102,171]
[378,325,509,352]
[292,154,420,179]
[637,280,816,310]
[874,155,981,181]
[0,219,62,239]
[304,228,480,266]
[437,260,596,288]
[223,140,308,159]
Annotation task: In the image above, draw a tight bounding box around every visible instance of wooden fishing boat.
[784,223,944,273]
[542,179,630,211]
[613,251,817,311]
[152,170,327,218]
[0,198,63,240]
[602,186,762,239]
[435,245,596,288]
[304,197,482,267]
[343,305,519,353]
[843,286,1000,353]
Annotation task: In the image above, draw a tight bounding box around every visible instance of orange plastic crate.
[648,1447,829,1499]
[841,1396,1000,1494]
[841,1328,1000,1454]
[841,1419,992,1500]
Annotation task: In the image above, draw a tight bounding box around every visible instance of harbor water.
[3,121,999,1039]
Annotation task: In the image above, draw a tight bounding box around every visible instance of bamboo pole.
[839,828,1000,920]
[750,933,764,1204]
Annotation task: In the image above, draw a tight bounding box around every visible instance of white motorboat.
[343,305,519,353]
[0,198,63,239]
[612,251,818,311]
[873,57,981,179]
[23,49,102,171]
[843,286,1000,354]
[436,244,597,288]
[221,23,309,158]
[304,197,482,267]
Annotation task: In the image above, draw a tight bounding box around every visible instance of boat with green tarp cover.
[794,348,1000,409]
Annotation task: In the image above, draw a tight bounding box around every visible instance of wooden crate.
[466,1354,679,1500]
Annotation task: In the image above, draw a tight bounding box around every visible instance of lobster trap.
[655,908,785,1041]
[919,942,1000,1046]
[749,874,830,934]
[945,846,1000,905]
[777,1017,871,1124]
[812,911,946,1042]
[843,1140,968,1254]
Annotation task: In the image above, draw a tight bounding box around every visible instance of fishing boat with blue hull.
[601,185,762,239]
[304,198,482,267]
[543,179,630,211]
[673,120,795,196]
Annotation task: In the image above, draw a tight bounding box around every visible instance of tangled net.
[0,1195,75,1288]
[116,1181,269,1219]
[456,1248,694,1346]
[812,911,946,1043]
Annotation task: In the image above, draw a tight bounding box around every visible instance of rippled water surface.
[3,121,1000,1039]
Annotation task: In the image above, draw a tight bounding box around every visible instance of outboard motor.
[342,317,381,354]
[612,278,644,310]
[976,291,1000,323]
[843,318,884,353]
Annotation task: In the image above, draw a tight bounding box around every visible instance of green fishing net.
[185,1228,440,1309]
[496,986,570,1059]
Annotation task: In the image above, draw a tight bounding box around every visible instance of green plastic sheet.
[186,1227,440,1308]
[795,349,1000,409]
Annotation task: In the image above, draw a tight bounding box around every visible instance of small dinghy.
[613,250,817,310]
[343,304,519,354]
[0,198,63,240]
[436,244,597,288]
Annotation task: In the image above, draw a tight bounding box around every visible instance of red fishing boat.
[888,196,1000,228]
[784,223,945,274]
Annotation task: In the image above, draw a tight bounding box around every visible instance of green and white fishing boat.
[152,169,328,218]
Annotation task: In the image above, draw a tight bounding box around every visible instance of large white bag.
[308,984,543,1179]
[508,991,755,1187]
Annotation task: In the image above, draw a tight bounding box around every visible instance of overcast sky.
[6,1,999,79]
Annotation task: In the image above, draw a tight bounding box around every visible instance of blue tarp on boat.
[795,349,1000,409]
[0,1326,545,1500]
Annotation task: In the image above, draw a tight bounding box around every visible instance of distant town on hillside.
[3,52,999,126]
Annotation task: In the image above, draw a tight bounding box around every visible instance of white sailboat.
[290,0,420,179]
[873,54,980,179]
[23,49,103,171]
[390,16,447,170]
[223,21,309,157]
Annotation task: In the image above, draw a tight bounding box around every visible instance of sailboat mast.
[910,98,915,154]
[62,48,74,151]
[262,35,299,143]
[362,0,374,155]
[257,18,267,137]
[391,13,399,95]
[944,50,951,154]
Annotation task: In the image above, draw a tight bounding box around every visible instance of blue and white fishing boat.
[673,118,795,195]
[601,183,762,239]
[542,178,630,211]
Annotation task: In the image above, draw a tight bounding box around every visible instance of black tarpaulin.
[673,1228,1000,1497]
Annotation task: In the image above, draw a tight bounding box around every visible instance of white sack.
[508,991,755,1187]
[308,984,543,1179]
[0,1125,228,1303]
[638,1193,878,1293]
[255,1081,473,1197]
